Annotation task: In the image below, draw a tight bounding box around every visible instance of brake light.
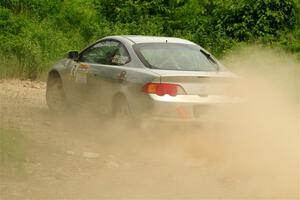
[143,82,185,96]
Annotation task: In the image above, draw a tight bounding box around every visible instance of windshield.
[134,43,221,71]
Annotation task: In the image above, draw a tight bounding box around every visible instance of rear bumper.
[137,94,243,123]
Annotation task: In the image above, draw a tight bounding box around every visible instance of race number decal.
[111,55,129,65]
[75,64,90,84]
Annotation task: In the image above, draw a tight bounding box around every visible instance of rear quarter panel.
[99,65,160,115]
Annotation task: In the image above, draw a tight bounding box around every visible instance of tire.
[112,96,137,127]
[46,77,67,112]
[113,96,130,118]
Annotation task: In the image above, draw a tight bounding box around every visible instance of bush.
[0,0,299,79]
[214,0,297,41]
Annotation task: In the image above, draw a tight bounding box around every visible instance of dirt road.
[0,79,299,200]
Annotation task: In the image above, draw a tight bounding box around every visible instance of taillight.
[143,82,185,96]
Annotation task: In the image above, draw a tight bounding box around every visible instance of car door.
[96,41,132,114]
[71,40,130,112]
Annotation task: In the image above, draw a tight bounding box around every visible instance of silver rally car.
[46,35,240,123]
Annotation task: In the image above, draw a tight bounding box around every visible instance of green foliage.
[214,0,297,41]
[0,0,299,79]
[0,2,85,79]
[96,0,176,23]
[0,0,60,18]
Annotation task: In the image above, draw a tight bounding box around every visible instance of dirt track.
[0,79,299,200]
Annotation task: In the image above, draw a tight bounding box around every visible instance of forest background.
[0,0,299,79]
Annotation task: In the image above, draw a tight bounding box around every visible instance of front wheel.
[46,77,67,112]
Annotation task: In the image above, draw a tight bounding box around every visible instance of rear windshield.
[133,43,221,71]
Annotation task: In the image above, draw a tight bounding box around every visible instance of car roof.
[116,35,196,45]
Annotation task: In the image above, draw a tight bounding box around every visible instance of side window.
[79,40,130,65]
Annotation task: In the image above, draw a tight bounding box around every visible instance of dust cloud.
[0,46,299,199]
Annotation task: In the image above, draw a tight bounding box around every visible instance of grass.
[0,56,23,79]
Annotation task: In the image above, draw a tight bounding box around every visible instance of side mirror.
[67,51,79,60]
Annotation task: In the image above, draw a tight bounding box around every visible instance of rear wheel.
[112,95,137,127]
[46,77,67,112]
[113,96,130,118]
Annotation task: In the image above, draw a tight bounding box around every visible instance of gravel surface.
[0,79,299,200]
